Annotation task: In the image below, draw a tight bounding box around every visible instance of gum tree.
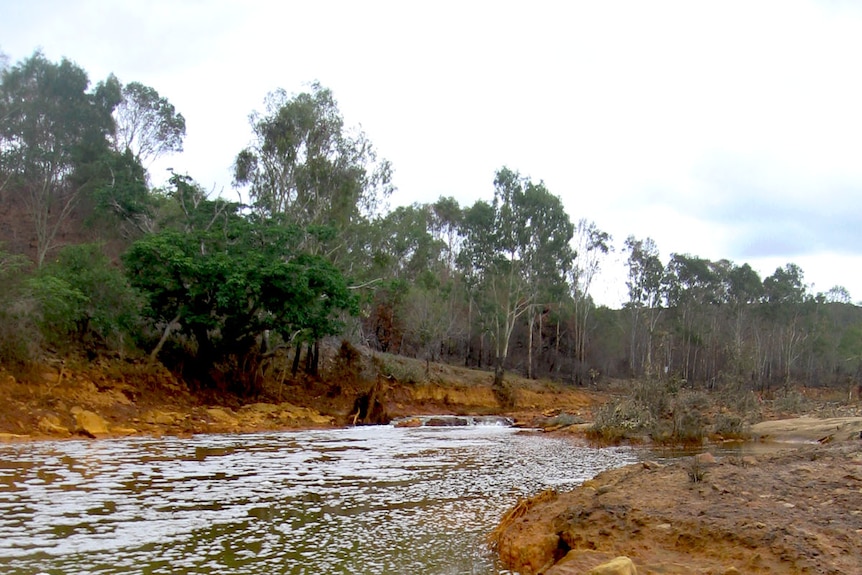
[0,52,119,266]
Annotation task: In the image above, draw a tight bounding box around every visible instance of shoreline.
[491,416,862,575]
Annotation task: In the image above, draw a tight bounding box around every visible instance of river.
[0,423,638,575]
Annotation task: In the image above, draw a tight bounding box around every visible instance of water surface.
[0,425,637,574]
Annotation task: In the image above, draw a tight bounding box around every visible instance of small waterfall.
[390,415,514,427]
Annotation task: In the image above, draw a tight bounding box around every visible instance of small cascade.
[391,415,514,428]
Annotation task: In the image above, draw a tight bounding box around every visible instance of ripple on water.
[0,426,637,574]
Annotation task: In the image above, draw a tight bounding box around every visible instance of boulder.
[547,552,638,575]
[586,556,638,575]
[73,409,109,437]
[38,414,70,436]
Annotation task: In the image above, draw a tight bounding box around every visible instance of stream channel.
[0,421,640,575]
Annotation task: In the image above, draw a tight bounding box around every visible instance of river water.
[0,424,638,575]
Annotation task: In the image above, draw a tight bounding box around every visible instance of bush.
[28,244,142,354]
[0,248,40,367]
[587,398,653,443]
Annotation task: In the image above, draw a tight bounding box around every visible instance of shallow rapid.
[0,424,637,575]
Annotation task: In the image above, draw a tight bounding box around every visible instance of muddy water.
[0,425,636,575]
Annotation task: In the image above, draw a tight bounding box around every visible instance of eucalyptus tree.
[762,263,811,385]
[460,168,573,390]
[233,83,392,263]
[570,219,612,382]
[724,262,763,380]
[624,236,664,377]
[0,52,120,266]
[111,80,186,170]
[663,253,720,381]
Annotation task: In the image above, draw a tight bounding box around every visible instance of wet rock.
[111,426,138,436]
[38,414,70,436]
[73,409,109,437]
[392,417,422,428]
[425,416,469,426]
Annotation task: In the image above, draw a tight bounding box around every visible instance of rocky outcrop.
[492,441,862,574]
[38,414,70,436]
[71,407,110,437]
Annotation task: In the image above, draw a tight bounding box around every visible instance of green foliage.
[28,244,141,352]
[0,248,39,366]
[234,82,392,260]
[124,207,357,388]
[0,51,119,266]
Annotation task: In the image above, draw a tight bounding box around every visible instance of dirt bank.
[0,355,599,440]
[491,419,862,574]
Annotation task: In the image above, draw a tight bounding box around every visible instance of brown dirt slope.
[492,439,862,575]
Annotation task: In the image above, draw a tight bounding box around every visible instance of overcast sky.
[2,0,861,306]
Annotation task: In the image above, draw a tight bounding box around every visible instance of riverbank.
[491,417,862,574]
[0,353,600,440]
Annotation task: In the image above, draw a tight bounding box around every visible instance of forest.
[1,51,861,399]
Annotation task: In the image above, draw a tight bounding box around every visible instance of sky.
[2,0,862,307]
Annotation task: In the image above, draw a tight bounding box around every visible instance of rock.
[144,410,183,425]
[695,452,716,464]
[0,433,29,441]
[642,460,663,470]
[73,409,109,437]
[393,417,423,428]
[110,426,138,436]
[546,550,617,574]
[38,414,70,436]
[206,407,237,424]
[586,556,638,575]
[742,455,758,467]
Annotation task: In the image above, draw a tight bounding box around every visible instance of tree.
[124,194,357,392]
[0,52,119,266]
[460,167,573,391]
[111,80,186,170]
[570,219,612,382]
[762,263,811,385]
[233,83,392,261]
[624,236,664,377]
[28,244,141,353]
[825,285,852,304]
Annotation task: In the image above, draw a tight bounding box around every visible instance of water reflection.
[0,426,637,575]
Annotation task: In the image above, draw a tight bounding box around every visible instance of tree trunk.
[291,343,302,376]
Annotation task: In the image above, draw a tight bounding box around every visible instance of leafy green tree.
[124,205,356,391]
[233,83,392,261]
[0,52,120,266]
